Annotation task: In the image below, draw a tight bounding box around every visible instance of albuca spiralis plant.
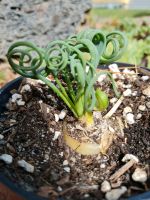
[7,29,127,125]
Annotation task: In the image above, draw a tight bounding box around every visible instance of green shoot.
[7,29,127,119]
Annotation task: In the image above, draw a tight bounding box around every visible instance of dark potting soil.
[0,71,150,200]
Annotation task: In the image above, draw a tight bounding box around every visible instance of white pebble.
[105,186,127,200]
[11,93,22,103]
[110,98,117,104]
[136,113,142,120]
[44,154,49,160]
[59,152,64,157]
[101,180,111,193]
[123,107,132,115]
[142,86,150,97]
[54,114,59,122]
[59,110,67,120]
[0,154,13,164]
[123,84,132,89]
[37,88,43,93]
[125,113,135,124]
[38,100,43,104]
[57,186,63,192]
[52,131,61,141]
[63,160,69,166]
[122,154,139,163]
[98,74,107,82]
[17,99,25,106]
[146,102,150,108]
[109,64,120,73]
[138,105,146,111]
[123,69,136,77]
[64,167,70,173]
[47,94,51,99]
[84,194,90,198]
[132,168,147,183]
[108,126,115,133]
[141,76,149,81]
[132,91,138,96]
[21,84,31,92]
[70,157,76,163]
[123,89,132,97]
[36,80,45,84]
[47,107,50,113]
[0,134,4,140]
[100,163,106,169]
[17,160,34,173]
[123,68,131,74]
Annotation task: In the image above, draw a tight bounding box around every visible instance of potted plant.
[0,29,150,200]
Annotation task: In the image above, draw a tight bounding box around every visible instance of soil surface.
[0,67,150,200]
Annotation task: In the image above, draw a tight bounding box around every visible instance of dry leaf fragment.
[99,132,114,154]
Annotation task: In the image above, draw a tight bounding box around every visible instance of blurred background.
[0,0,150,88]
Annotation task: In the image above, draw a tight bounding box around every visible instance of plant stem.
[37,74,78,118]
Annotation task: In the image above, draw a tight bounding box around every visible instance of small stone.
[10,119,16,123]
[123,84,132,89]
[17,99,25,106]
[11,93,22,103]
[47,94,51,99]
[47,107,50,113]
[17,160,34,173]
[64,167,70,173]
[63,160,69,166]
[122,154,139,163]
[123,89,132,97]
[21,84,31,92]
[125,113,135,124]
[52,131,61,141]
[141,76,149,81]
[36,80,45,84]
[132,91,138,96]
[84,194,90,198]
[105,186,127,200]
[101,180,111,193]
[44,154,49,160]
[146,102,150,108]
[110,98,117,104]
[37,88,43,93]
[38,100,43,104]
[100,163,106,169]
[136,113,142,120]
[108,126,115,133]
[123,106,132,115]
[57,186,63,192]
[0,154,13,164]
[109,64,120,73]
[132,168,147,183]
[59,110,67,120]
[98,74,107,82]
[109,64,121,79]
[0,134,4,140]
[54,114,59,122]
[142,86,150,97]
[59,152,64,157]
[138,105,146,111]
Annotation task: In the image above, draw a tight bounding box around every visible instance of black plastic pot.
[0,63,150,200]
